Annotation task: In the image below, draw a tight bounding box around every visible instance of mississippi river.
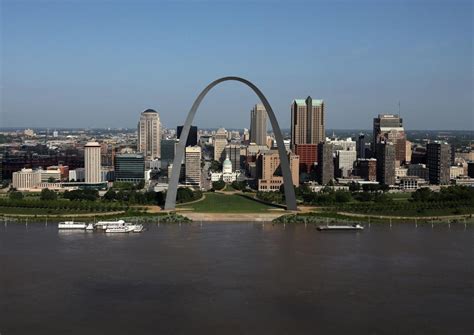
[0,222,472,334]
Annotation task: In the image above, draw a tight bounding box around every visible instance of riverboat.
[58,221,87,229]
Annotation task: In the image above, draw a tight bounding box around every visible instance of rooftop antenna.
[398,101,401,117]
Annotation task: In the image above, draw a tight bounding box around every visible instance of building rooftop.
[115,153,145,158]
[84,141,100,147]
[293,98,323,106]
[142,109,158,114]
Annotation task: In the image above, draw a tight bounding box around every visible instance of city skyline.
[1,0,472,130]
[1,1,472,333]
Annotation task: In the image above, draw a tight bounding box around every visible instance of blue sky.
[1,0,472,130]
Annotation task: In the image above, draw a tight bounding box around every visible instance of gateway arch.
[164,76,297,211]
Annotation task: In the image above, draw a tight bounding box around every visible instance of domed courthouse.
[210,154,241,183]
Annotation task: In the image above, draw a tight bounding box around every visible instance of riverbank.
[272,211,474,224]
[182,212,285,222]
[0,212,190,223]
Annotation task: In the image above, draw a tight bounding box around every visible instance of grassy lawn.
[178,192,274,213]
[223,184,237,192]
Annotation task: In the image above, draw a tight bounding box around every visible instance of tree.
[63,189,99,201]
[104,189,117,201]
[47,177,57,183]
[335,190,352,203]
[411,188,432,202]
[349,182,360,192]
[212,180,225,190]
[9,191,23,201]
[231,180,247,191]
[136,180,145,190]
[209,160,222,172]
[40,189,57,201]
[176,188,197,203]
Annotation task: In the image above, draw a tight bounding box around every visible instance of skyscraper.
[225,144,242,171]
[357,158,377,181]
[357,134,366,159]
[138,109,161,159]
[291,96,325,150]
[250,103,267,146]
[376,142,396,185]
[467,161,474,178]
[317,143,334,185]
[114,153,145,183]
[257,150,299,191]
[373,114,406,163]
[185,146,201,187]
[427,142,451,185]
[84,141,101,183]
[214,128,228,162]
[177,125,198,147]
[335,149,357,178]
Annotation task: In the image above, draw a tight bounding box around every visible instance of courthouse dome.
[223,154,232,174]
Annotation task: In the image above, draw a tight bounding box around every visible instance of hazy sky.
[1,0,473,130]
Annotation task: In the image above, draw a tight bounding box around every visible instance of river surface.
[0,222,472,334]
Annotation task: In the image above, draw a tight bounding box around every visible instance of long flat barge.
[317,224,364,231]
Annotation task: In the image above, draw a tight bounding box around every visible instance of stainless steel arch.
[164,76,297,211]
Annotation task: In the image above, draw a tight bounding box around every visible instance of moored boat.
[96,220,126,230]
[58,221,87,229]
[105,225,134,233]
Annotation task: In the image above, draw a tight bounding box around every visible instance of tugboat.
[129,224,144,233]
[317,223,364,231]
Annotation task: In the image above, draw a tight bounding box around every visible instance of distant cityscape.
[1,97,473,195]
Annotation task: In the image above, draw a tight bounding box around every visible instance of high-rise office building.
[257,150,299,191]
[468,161,474,178]
[250,104,267,146]
[242,128,250,142]
[427,142,451,185]
[225,144,242,171]
[335,149,357,178]
[114,153,145,182]
[177,125,198,147]
[84,141,102,183]
[214,128,228,162]
[138,109,161,159]
[373,114,406,163]
[357,158,377,181]
[357,134,366,159]
[160,139,176,169]
[0,154,3,183]
[185,146,201,187]
[317,143,334,185]
[376,142,396,185]
[294,144,318,173]
[405,140,412,163]
[407,163,429,181]
[291,96,325,150]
